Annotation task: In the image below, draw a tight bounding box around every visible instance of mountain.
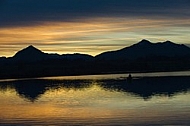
[13,45,49,61]
[61,53,94,60]
[93,39,190,74]
[96,39,190,60]
[1,39,190,79]
[11,40,190,62]
[0,56,7,65]
[13,45,93,62]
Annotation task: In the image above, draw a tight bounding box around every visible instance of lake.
[1,71,190,125]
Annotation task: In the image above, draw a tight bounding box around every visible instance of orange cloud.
[0,18,190,57]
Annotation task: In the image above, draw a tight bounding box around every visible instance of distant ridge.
[134,39,152,45]
[96,39,190,60]
[12,45,93,62]
[14,45,44,56]
[6,39,190,61]
[13,45,48,61]
[1,39,190,79]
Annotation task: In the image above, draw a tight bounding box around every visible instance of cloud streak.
[0,0,190,27]
[0,1,190,56]
[0,18,190,56]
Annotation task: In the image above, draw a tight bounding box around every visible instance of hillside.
[96,39,190,60]
[1,40,190,79]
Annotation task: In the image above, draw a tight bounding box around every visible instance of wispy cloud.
[0,1,189,56]
[0,0,189,27]
[0,17,190,56]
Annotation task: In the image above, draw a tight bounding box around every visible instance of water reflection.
[100,76,190,100]
[0,76,190,102]
[1,75,190,125]
[0,79,92,102]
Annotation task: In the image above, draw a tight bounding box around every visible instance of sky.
[0,0,190,57]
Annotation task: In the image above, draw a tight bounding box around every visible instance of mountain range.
[12,45,94,62]
[96,39,190,60]
[1,39,190,79]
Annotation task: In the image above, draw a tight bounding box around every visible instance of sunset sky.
[0,0,190,57]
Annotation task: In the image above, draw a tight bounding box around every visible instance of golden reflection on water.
[0,80,190,125]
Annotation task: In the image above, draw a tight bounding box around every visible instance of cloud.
[0,0,189,27]
[0,17,190,57]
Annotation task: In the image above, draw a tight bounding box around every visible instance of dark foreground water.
[1,72,190,125]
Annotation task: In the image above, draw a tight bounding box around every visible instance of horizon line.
[1,39,189,58]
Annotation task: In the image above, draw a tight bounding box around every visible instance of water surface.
[1,72,190,125]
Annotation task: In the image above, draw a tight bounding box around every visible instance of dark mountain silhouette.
[14,45,44,57]
[12,45,93,62]
[94,39,190,73]
[96,39,190,60]
[0,57,6,65]
[1,39,190,79]
[13,45,49,61]
[61,53,94,61]
[11,39,190,62]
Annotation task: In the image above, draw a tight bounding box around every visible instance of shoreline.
[0,70,190,82]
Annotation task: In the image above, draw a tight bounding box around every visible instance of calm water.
[1,72,190,125]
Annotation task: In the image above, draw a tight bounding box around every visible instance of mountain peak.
[25,45,40,51]
[165,40,172,43]
[162,40,179,46]
[137,39,152,45]
[15,45,43,55]
[132,39,152,47]
[141,39,150,42]
[27,45,36,48]
[13,45,45,60]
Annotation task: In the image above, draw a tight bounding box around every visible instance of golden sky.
[0,1,190,57]
[0,18,190,57]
